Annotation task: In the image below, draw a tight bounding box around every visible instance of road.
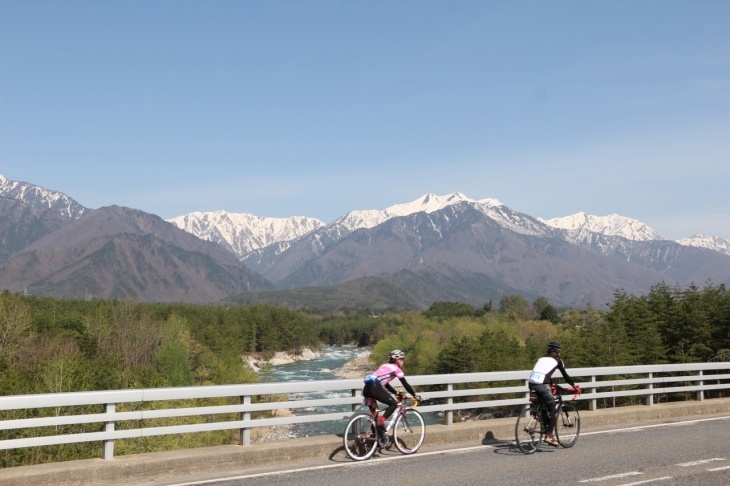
[116,414,730,486]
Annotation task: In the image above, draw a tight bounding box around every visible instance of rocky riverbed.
[333,349,372,379]
[243,347,321,373]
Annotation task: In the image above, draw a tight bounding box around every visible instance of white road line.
[579,472,643,482]
[618,477,672,486]
[677,457,725,466]
[581,415,730,437]
[168,415,730,486]
[166,444,495,486]
[708,465,730,472]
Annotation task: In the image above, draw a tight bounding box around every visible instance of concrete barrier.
[2,398,730,486]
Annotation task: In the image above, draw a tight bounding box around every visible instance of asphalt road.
[117,414,730,486]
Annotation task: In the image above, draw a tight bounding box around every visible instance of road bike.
[343,394,425,461]
[515,384,581,454]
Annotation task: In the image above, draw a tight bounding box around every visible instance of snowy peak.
[676,233,730,256]
[167,210,326,256]
[0,173,88,219]
[539,212,666,242]
[382,192,502,218]
[333,192,503,231]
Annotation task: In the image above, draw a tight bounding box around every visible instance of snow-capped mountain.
[539,212,666,242]
[3,173,730,308]
[677,233,730,256]
[171,192,730,261]
[167,211,326,256]
[0,173,88,219]
[333,192,503,231]
[540,211,730,256]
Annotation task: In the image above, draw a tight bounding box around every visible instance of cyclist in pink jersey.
[363,349,421,434]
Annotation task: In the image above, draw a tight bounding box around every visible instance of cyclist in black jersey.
[528,341,578,446]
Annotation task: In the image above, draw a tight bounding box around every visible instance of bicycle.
[515,384,581,454]
[343,394,425,461]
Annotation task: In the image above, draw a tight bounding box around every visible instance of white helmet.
[389,349,405,361]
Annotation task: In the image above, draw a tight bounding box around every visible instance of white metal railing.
[1,362,728,460]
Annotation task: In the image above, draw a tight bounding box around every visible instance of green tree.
[499,294,531,320]
[423,302,476,320]
[156,315,193,387]
[434,336,481,374]
[607,290,667,365]
[0,293,34,367]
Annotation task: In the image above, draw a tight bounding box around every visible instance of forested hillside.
[0,294,320,396]
[363,282,730,376]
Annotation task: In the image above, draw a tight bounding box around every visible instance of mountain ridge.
[2,172,729,309]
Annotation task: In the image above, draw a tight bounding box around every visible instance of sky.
[1,1,729,241]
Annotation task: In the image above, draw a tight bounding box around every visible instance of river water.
[264,345,439,437]
[263,345,364,437]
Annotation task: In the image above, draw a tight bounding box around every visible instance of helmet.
[389,349,406,361]
[547,341,562,353]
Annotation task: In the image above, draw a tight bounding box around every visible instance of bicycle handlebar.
[396,394,420,407]
[552,384,582,401]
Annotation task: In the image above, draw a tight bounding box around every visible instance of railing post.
[446,383,453,426]
[646,372,654,406]
[103,403,115,460]
[590,375,597,411]
[697,370,704,401]
[352,388,362,412]
[239,395,251,446]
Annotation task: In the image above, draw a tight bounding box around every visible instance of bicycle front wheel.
[555,402,580,448]
[343,414,378,461]
[392,409,425,454]
[515,407,543,454]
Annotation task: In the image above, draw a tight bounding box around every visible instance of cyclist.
[363,349,421,435]
[528,341,579,446]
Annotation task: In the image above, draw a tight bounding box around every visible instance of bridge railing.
[1,362,728,460]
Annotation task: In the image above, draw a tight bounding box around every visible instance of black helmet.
[547,341,562,353]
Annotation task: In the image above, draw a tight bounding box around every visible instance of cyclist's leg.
[364,382,397,423]
[532,384,556,436]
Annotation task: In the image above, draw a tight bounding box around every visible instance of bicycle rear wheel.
[515,407,543,454]
[343,414,378,461]
[555,402,580,448]
[392,409,425,454]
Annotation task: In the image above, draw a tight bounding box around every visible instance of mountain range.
[2,173,729,310]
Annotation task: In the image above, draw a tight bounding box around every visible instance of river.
[263,345,439,437]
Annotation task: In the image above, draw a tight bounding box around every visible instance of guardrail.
[1,362,728,460]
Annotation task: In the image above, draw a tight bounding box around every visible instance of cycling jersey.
[364,363,405,387]
[528,356,575,387]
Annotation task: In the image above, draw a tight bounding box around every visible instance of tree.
[156,315,193,387]
[0,293,33,367]
[423,302,476,320]
[499,294,531,320]
[607,290,667,365]
[434,336,481,374]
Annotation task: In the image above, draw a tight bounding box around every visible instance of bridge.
[1,362,729,485]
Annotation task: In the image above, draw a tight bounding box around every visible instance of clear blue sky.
[2,1,729,240]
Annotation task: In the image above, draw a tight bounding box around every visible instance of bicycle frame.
[516,384,580,453]
[531,384,578,417]
[344,394,425,460]
[365,395,418,433]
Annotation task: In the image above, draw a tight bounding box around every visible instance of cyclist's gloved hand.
[413,395,422,402]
